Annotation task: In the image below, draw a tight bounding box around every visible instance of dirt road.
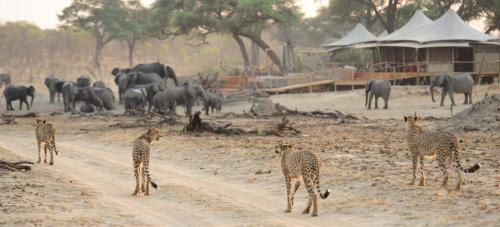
[0,130,353,226]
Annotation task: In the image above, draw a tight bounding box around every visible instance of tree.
[153,0,299,74]
[484,0,500,33]
[114,1,154,67]
[59,0,127,71]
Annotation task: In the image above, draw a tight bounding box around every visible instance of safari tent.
[323,10,500,82]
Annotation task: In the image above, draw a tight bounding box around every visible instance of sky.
[0,0,329,29]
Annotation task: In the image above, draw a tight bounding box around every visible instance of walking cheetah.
[275,141,330,217]
[34,119,59,165]
[132,128,161,195]
[404,115,480,191]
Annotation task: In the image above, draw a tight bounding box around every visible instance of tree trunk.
[385,0,398,33]
[250,41,260,76]
[127,39,136,68]
[232,33,250,75]
[92,35,114,71]
[93,39,104,70]
[239,32,284,75]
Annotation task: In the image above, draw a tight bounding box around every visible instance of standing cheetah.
[34,119,59,165]
[404,115,480,191]
[275,141,330,217]
[132,128,161,195]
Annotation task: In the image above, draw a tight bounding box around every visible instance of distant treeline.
[0,21,250,83]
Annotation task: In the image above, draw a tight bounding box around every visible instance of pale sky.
[0,0,329,29]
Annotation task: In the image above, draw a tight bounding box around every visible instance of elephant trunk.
[171,74,179,86]
[365,81,372,107]
[430,85,436,103]
[365,90,369,107]
[30,95,34,107]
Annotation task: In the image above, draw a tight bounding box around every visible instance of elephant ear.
[437,75,447,86]
[151,83,160,92]
[111,68,120,76]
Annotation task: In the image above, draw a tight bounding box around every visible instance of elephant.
[130,62,178,86]
[80,86,116,111]
[44,75,64,104]
[93,80,106,88]
[202,92,223,115]
[112,69,163,104]
[365,80,391,109]
[80,87,104,112]
[430,74,474,106]
[3,85,35,111]
[61,82,85,112]
[123,88,147,115]
[0,73,11,88]
[153,83,207,116]
[76,75,91,88]
[92,87,115,110]
[80,102,96,113]
[131,82,164,112]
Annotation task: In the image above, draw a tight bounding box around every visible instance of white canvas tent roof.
[322,23,377,49]
[377,30,388,38]
[379,10,432,42]
[384,10,496,43]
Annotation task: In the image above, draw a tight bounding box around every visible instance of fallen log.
[1,112,39,118]
[182,111,299,136]
[0,160,34,171]
[0,116,16,125]
[274,103,358,120]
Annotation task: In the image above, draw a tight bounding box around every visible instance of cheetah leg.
[408,154,417,185]
[438,157,448,188]
[290,177,301,209]
[132,161,140,195]
[49,142,54,165]
[419,155,426,186]
[141,165,146,193]
[454,159,463,192]
[37,142,41,163]
[144,160,150,196]
[43,143,48,164]
[302,176,312,215]
[303,176,318,216]
[284,176,292,213]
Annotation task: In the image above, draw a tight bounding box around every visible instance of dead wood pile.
[0,160,34,171]
[182,111,299,136]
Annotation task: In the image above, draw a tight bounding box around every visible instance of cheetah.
[275,141,330,217]
[132,128,161,195]
[404,115,481,191]
[34,118,59,165]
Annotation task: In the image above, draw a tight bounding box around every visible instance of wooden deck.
[219,71,499,94]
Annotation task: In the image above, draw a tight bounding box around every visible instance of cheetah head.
[34,118,46,126]
[275,141,293,154]
[403,115,419,124]
[147,128,162,141]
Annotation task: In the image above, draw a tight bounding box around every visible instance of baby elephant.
[3,85,35,111]
[365,80,391,109]
[124,88,147,115]
[203,92,223,115]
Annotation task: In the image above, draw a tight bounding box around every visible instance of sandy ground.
[0,84,499,226]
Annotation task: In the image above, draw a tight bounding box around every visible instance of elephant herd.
[0,62,224,116]
[364,73,475,110]
[111,62,223,116]
[2,67,474,113]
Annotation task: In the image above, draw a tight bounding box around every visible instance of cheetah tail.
[315,177,331,199]
[144,166,159,189]
[462,163,481,173]
[51,136,59,156]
